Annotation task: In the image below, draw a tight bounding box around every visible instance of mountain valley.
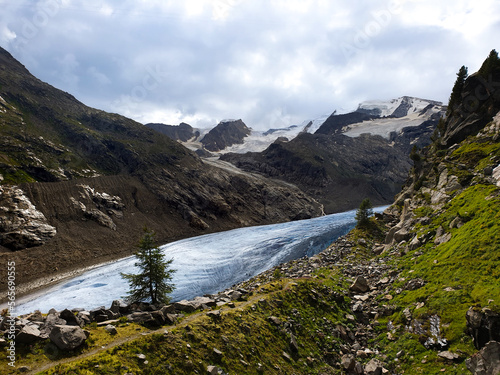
[0,45,500,375]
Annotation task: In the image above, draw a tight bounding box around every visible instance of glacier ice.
[13,206,387,315]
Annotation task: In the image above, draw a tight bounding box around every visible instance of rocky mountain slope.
[0,47,322,296]
[200,119,251,152]
[221,98,444,213]
[144,122,198,142]
[3,50,497,375]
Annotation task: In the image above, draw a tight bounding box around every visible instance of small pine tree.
[355,198,373,228]
[447,65,468,116]
[478,49,500,78]
[121,228,176,305]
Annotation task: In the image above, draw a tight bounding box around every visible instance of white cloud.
[0,26,16,45]
[1,0,500,129]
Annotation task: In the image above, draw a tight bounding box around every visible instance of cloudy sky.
[1,0,499,129]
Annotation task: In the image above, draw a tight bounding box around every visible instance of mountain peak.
[357,96,443,118]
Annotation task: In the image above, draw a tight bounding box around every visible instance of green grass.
[35,278,351,374]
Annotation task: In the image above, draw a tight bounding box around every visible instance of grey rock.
[268,316,282,326]
[282,351,292,361]
[289,333,299,353]
[444,175,462,193]
[438,351,460,361]
[40,311,67,338]
[49,325,87,350]
[110,299,129,314]
[449,216,464,229]
[173,300,201,313]
[193,296,217,307]
[16,324,42,343]
[104,324,117,335]
[0,185,57,250]
[394,227,411,242]
[126,312,153,324]
[341,354,356,371]
[405,278,426,291]
[350,276,369,293]
[365,358,383,375]
[466,341,500,375]
[59,309,83,327]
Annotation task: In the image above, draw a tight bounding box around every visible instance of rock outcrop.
[466,341,500,375]
[0,185,56,250]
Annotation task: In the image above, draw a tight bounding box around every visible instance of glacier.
[13,206,387,315]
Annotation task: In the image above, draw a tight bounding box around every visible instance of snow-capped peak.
[357,96,442,118]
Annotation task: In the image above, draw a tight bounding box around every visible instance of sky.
[1,0,499,130]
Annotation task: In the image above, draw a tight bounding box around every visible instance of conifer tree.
[447,65,468,116]
[121,228,176,305]
[478,49,500,78]
[355,198,373,229]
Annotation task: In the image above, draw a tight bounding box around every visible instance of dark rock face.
[466,341,500,375]
[145,122,198,142]
[315,112,375,135]
[201,119,251,152]
[222,132,414,213]
[467,307,500,350]
[442,68,500,147]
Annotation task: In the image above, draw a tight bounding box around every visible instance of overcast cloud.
[1,0,499,129]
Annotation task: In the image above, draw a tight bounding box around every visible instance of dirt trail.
[28,282,293,374]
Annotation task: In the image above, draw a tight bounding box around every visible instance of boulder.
[90,307,116,322]
[341,354,356,372]
[104,324,117,335]
[268,316,282,326]
[40,310,66,338]
[438,351,460,361]
[466,341,500,375]
[127,312,153,324]
[49,325,87,350]
[394,228,411,242]
[193,296,217,307]
[364,358,383,375]
[110,300,129,315]
[173,300,201,313]
[350,276,369,294]
[227,290,243,301]
[16,324,42,344]
[59,309,83,327]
